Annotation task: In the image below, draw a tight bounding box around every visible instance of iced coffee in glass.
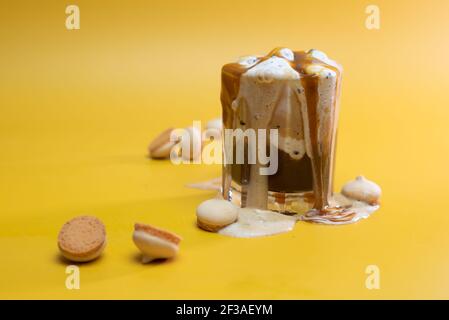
[220,48,342,215]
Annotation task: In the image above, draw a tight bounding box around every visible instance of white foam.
[278,136,306,160]
[236,54,301,208]
[308,49,341,70]
[245,56,299,83]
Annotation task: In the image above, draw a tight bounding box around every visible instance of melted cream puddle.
[187,181,381,237]
[219,208,296,238]
[218,194,380,237]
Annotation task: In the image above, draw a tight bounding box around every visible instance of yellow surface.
[1,0,449,299]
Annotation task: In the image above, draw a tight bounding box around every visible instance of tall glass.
[220,48,342,215]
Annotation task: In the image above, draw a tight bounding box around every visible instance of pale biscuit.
[58,216,106,262]
[148,128,176,159]
[196,199,238,232]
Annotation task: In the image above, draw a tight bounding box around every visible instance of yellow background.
[1,0,449,299]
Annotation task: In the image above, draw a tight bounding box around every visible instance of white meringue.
[341,176,381,205]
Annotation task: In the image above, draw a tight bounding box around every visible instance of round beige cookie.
[196,199,238,232]
[58,216,107,262]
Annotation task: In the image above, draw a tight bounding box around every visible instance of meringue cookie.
[341,176,381,205]
[148,128,176,159]
[132,223,181,263]
[196,199,238,232]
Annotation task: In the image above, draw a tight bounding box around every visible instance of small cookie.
[58,216,106,262]
[181,126,202,161]
[341,176,381,205]
[196,199,238,232]
[205,118,222,131]
[148,128,176,159]
[132,223,181,263]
